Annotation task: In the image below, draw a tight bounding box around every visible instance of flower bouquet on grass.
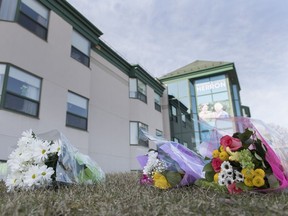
[196,117,288,194]
[5,129,105,192]
[137,141,205,189]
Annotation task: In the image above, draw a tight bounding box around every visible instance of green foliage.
[165,171,182,187]
[194,179,226,192]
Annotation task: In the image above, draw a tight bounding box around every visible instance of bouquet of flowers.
[138,141,205,189]
[5,129,105,191]
[198,117,288,193]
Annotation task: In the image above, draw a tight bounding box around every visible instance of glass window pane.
[129,78,137,98]
[0,64,6,99]
[137,80,146,95]
[167,82,177,97]
[178,80,188,97]
[171,106,177,116]
[154,93,161,105]
[66,113,87,130]
[67,92,88,117]
[197,95,212,106]
[0,0,17,21]
[72,30,90,55]
[8,67,41,101]
[130,122,138,144]
[22,0,49,20]
[212,92,228,101]
[4,93,38,116]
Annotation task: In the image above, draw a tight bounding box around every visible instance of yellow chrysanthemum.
[214,173,219,183]
[153,172,171,189]
[219,151,229,161]
[241,169,255,179]
[212,150,220,158]
[254,168,265,178]
[244,177,254,187]
[252,176,265,187]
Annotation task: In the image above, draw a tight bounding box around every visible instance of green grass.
[1,172,288,215]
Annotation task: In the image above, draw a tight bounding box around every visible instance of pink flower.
[220,135,242,151]
[211,158,222,172]
[140,174,153,185]
[227,182,242,194]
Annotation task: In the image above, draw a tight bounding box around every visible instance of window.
[181,113,186,127]
[173,137,179,143]
[171,105,177,122]
[154,92,161,112]
[17,0,49,40]
[66,91,88,130]
[129,78,147,103]
[0,64,5,103]
[0,0,17,21]
[130,121,148,146]
[156,129,163,138]
[71,30,90,67]
[0,64,42,117]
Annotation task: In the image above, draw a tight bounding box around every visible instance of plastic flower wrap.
[197,117,288,193]
[5,129,105,191]
[137,136,205,189]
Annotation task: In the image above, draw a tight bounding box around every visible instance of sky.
[68,0,288,129]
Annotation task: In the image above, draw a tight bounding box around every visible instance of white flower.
[234,170,244,182]
[23,165,42,188]
[143,151,158,175]
[38,165,54,184]
[18,129,35,147]
[49,139,62,156]
[224,176,234,186]
[5,172,23,192]
[31,139,50,164]
[221,161,232,172]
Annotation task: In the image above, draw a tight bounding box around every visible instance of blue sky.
[68,0,288,128]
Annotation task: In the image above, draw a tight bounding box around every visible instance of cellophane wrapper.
[137,132,205,188]
[38,130,105,185]
[198,117,288,191]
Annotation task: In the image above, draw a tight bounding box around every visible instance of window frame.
[154,92,161,112]
[130,121,149,147]
[17,0,50,40]
[129,78,147,103]
[71,29,91,67]
[66,91,89,131]
[0,63,42,117]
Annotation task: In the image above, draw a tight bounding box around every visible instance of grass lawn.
[1,172,288,215]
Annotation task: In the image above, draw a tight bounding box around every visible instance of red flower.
[227,182,242,194]
[220,135,242,151]
[211,158,222,172]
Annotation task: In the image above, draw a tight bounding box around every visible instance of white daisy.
[31,139,50,164]
[23,165,42,188]
[38,165,54,184]
[49,139,62,156]
[234,170,244,182]
[221,161,232,172]
[224,176,234,186]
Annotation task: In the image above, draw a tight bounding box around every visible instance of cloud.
[68,0,288,128]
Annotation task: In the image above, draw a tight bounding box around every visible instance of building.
[159,60,250,151]
[0,0,168,172]
[0,1,250,173]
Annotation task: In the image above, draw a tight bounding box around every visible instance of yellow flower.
[214,173,219,183]
[241,169,255,179]
[219,151,229,161]
[252,175,265,187]
[212,150,220,158]
[244,177,254,187]
[226,147,240,161]
[153,172,171,189]
[254,169,265,178]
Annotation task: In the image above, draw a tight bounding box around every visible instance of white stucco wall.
[0,10,168,173]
